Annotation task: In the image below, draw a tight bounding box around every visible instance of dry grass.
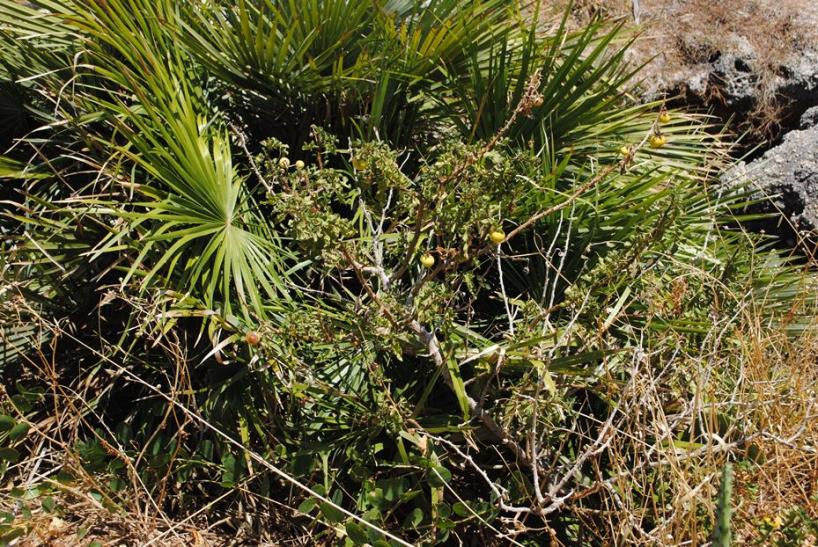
[516,219,818,544]
[731,326,818,543]
[563,321,818,544]
[0,298,331,546]
[0,492,220,546]
[0,334,227,546]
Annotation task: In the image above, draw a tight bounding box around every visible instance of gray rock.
[706,37,759,107]
[638,6,818,130]
[725,124,818,230]
[800,105,818,129]
[673,42,818,116]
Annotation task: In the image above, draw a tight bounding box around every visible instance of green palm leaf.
[62,0,294,317]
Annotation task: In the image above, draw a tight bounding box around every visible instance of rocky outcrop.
[800,105,818,129]
[725,123,818,235]
[647,42,818,139]
[633,2,818,139]
[564,1,818,241]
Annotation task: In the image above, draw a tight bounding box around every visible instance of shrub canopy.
[0,0,813,544]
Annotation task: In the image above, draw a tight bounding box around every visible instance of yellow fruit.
[659,112,671,123]
[295,160,305,170]
[619,145,630,156]
[245,331,261,346]
[532,96,544,108]
[420,253,435,268]
[278,157,290,169]
[352,157,369,171]
[489,230,506,244]
[649,134,667,148]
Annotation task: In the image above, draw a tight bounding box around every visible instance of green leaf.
[453,502,470,517]
[377,478,405,503]
[0,416,14,432]
[344,521,369,545]
[0,525,25,543]
[428,466,452,488]
[41,497,55,513]
[402,507,423,530]
[296,498,317,514]
[0,448,19,463]
[7,423,29,442]
[319,501,345,524]
[220,452,238,487]
[445,356,470,419]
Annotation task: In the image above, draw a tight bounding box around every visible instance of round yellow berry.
[278,157,290,169]
[649,134,667,148]
[420,253,435,268]
[619,145,630,156]
[489,230,506,244]
[659,112,671,123]
[351,157,369,171]
[295,160,305,170]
